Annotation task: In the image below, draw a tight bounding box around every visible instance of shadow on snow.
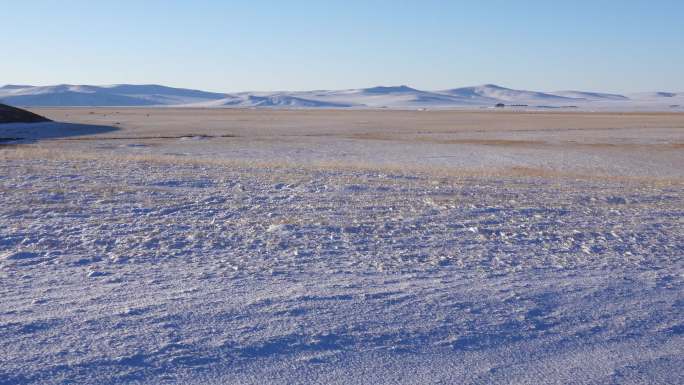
[0,121,119,144]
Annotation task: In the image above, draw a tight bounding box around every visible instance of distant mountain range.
[1,83,682,110]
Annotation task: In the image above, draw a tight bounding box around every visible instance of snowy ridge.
[439,84,575,103]
[1,83,684,110]
[0,84,227,107]
[196,94,355,108]
[549,90,629,101]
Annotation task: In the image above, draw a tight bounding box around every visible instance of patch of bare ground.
[3,108,682,181]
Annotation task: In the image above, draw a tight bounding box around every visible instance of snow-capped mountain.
[1,83,682,110]
[198,94,355,108]
[283,85,484,108]
[628,91,680,99]
[0,84,227,106]
[549,90,629,101]
[439,84,574,104]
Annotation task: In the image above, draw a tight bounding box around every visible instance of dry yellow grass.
[2,108,682,185]
[3,145,682,187]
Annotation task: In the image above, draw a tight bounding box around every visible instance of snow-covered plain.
[1,109,683,384]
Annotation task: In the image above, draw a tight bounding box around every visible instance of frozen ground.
[11,109,684,179]
[1,110,683,384]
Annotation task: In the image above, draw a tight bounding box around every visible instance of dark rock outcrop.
[0,103,51,124]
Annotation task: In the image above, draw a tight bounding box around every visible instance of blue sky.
[3,0,683,93]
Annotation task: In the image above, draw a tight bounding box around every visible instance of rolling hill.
[0,84,226,107]
[2,83,682,110]
[439,84,575,104]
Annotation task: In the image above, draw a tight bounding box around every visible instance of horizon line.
[2,82,681,95]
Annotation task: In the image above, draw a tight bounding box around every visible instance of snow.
[550,90,629,101]
[3,83,684,110]
[439,84,575,103]
[0,109,682,384]
[0,84,227,107]
[199,94,355,108]
[629,92,680,99]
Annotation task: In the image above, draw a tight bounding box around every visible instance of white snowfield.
[1,109,683,384]
[1,83,683,111]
